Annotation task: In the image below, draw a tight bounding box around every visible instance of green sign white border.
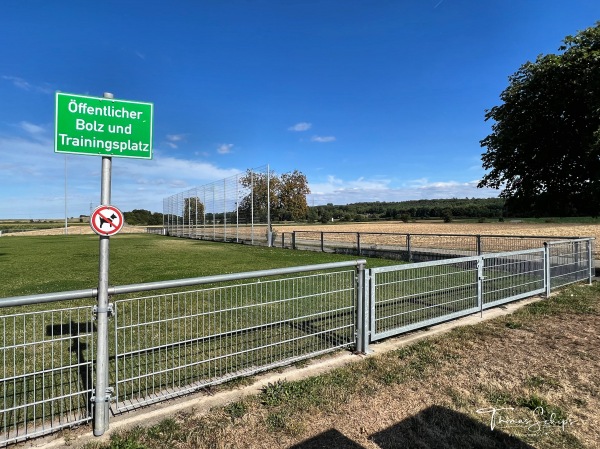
[54,92,154,160]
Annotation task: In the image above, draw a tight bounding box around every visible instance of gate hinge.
[92,303,114,320]
[90,387,115,403]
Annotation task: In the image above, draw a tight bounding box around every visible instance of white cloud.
[3,75,32,90]
[311,135,336,143]
[307,175,499,205]
[0,133,243,218]
[164,134,187,149]
[20,121,46,136]
[217,143,233,154]
[166,134,186,142]
[2,75,53,94]
[288,122,312,132]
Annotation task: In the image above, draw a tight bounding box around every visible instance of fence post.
[292,231,296,250]
[477,256,484,317]
[477,235,482,256]
[357,232,361,256]
[544,242,551,297]
[356,262,371,354]
[321,232,324,252]
[407,234,412,262]
[587,239,594,285]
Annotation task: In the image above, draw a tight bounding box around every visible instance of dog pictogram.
[99,214,117,228]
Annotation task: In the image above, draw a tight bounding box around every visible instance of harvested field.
[275,222,600,257]
[1,225,147,236]
[274,221,600,240]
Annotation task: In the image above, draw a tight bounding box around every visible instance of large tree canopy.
[479,22,600,216]
[238,169,311,222]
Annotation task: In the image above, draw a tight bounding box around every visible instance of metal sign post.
[54,89,153,437]
[93,92,114,436]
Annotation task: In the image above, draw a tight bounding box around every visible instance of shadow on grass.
[289,406,536,449]
[288,428,364,449]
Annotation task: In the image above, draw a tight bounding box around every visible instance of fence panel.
[482,249,546,309]
[112,269,357,412]
[369,257,480,341]
[0,305,94,445]
[480,235,569,254]
[548,239,593,290]
[408,234,478,261]
[163,165,271,245]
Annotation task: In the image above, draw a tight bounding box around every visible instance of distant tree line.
[123,209,163,226]
[123,194,592,226]
[307,198,506,223]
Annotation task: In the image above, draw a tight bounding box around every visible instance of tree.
[123,209,164,225]
[183,197,205,225]
[277,170,310,221]
[238,169,310,222]
[478,22,600,216]
[238,170,280,223]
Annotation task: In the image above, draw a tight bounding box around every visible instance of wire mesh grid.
[408,235,478,261]
[112,269,356,412]
[480,236,558,254]
[548,240,592,289]
[163,165,270,244]
[0,305,94,445]
[482,249,546,308]
[370,258,479,339]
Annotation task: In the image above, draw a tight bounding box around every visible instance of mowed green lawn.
[0,234,394,299]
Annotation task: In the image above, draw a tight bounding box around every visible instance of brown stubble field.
[274,221,600,240]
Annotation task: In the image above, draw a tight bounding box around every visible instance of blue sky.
[1,1,599,219]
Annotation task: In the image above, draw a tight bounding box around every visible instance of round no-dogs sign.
[90,205,124,236]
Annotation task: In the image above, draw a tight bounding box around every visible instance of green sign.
[55,92,153,159]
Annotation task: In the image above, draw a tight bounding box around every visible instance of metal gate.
[367,248,548,343]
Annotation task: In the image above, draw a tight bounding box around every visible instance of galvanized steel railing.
[112,266,360,412]
[363,239,592,351]
[287,230,590,260]
[0,305,95,445]
[0,260,364,445]
[0,237,594,445]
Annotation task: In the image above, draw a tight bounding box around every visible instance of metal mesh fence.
[163,165,271,244]
[408,234,477,261]
[0,236,594,444]
[482,249,546,308]
[480,235,561,254]
[112,269,357,412]
[0,305,94,445]
[290,231,587,262]
[369,257,479,340]
[548,239,593,289]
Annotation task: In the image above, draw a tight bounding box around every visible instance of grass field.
[0,234,394,299]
